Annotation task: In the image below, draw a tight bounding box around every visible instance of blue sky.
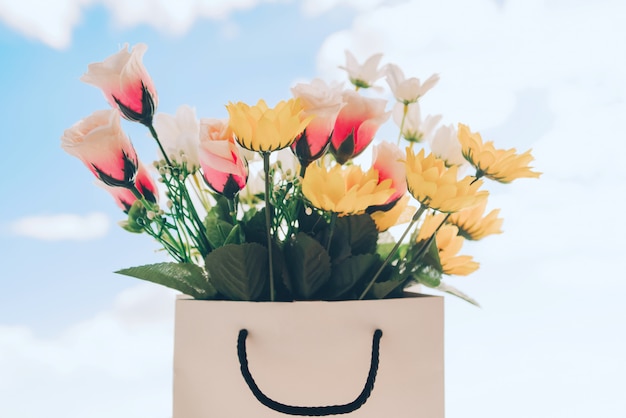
[1,0,625,417]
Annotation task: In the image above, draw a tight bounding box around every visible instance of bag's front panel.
[173,294,443,418]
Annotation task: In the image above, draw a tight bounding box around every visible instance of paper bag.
[173,293,444,417]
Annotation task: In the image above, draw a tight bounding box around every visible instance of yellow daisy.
[458,123,541,183]
[448,199,503,240]
[404,147,488,213]
[302,164,395,216]
[226,99,312,152]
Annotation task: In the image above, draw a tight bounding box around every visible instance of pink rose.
[61,109,140,189]
[99,162,158,213]
[81,43,157,126]
[198,118,248,199]
[330,90,389,164]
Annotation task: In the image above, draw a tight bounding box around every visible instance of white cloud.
[0,0,89,49]
[9,212,110,241]
[0,0,285,49]
[316,0,626,129]
[0,284,176,418]
[301,0,397,16]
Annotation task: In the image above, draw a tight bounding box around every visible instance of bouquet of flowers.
[61,44,539,303]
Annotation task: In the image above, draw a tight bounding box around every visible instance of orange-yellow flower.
[302,164,395,216]
[226,99,312,152]
[448,199,503,240]
[370,195,416,232]
[417,213,479,276]
[404,148,488,213]
[458,123,541,183]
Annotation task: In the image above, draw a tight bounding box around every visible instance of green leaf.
[298,205,328,235]
[224,224,243,245]
[325,254,380,299]
[204,243,268,301]
[336,214,378,255]
[116,262,216,299]
[376,242,398,260]
[422,235,443,271]
[366,280,405,299]
[209,195,232,222]
[119,219,143,234]
[414,265,443,288]
[242,208,266,245]
[125,200,148,233]
[284,232,331,299]
[436,282,481,307]
[204,217,234,249]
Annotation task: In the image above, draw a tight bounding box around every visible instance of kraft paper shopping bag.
[173,293,443,417]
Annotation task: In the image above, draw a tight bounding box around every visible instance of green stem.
[396,103,408,146]
[148,124,172,167]
[325,212,338,253]
[129,185,187,262]
[227,197,237,224]
[263,152,275,301]
[148,124,211,256]
[408,212,451,267]
[358,204,427,300]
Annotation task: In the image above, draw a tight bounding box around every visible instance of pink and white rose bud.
[153,105,201,171]
[61,109,139,189]
[198,118,248,200]
[386,64,439,104]
[372,141,407,206]
[393,102,441,143]
[81,43,158,126]
[330,90,390,164]
[98,162,158,213]
[290,78,344,168]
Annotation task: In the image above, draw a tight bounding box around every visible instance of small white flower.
[153,105,201,171]
[339,50,386,89]
[386,64,439,104]
[428,124,469,168]
[392,102,441,143]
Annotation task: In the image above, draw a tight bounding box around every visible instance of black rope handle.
[237,328,383,416]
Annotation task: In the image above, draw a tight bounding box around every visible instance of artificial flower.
[404,148,488,213]
[417,214,479,276]
[152,105,201,171]
[458,123,541,183]
[370,195,416,232]
[290,79,344,167]
[81,43,157,126]
[386,63,439,104]
[339,50,386,89]
[393,102,441,143]
[302,164,395,216]
[428,124,467,168]
[61,109,139,189]
[199,118,248,200]
[99,162,158,212]
[330,90,390,164]
[226,99,311,152]
[448,199,503,240]
[371,141,407,205]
